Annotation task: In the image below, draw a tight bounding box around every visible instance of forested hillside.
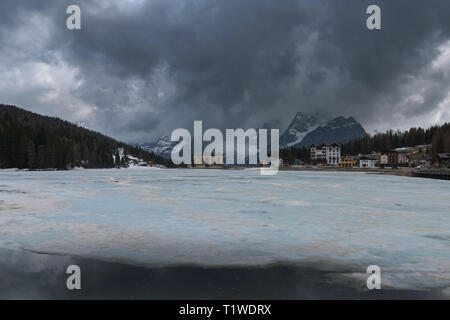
[0,104,171,169]
[341,123,450,160]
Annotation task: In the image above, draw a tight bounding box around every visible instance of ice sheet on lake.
[0,168,450,290]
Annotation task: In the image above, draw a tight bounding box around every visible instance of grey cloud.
[0,0,450,142]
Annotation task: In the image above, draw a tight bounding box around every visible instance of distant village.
[111,123,450,181]
[307,143,450,169]
[287,143,450,180]
[164,144,450,169]
[150,142,449,178]
[110,142,450,179]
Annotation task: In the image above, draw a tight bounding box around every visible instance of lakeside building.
[112,147,126,165]
[310,144,342,166]
[359,156,376,168]
[192,155,224,168]
[380,150,410,167]
[341,157,358,168]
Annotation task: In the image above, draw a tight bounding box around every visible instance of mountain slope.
[140,136,177,159]
[0,104,170,169]
[280,114,367,148]
[298,116,367,147]
[280,112,320,148]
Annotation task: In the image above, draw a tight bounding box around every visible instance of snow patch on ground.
[0,169,450,290]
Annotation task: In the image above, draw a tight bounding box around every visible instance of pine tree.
[27,140,36,169]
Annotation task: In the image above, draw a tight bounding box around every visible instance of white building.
[310,144,341,165]
[117,147,125,160]
[113,147,125,164]
[359,156,376,168]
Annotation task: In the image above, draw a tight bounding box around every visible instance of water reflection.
[0,249,444,299]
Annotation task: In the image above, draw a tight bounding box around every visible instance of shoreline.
[177,166,417,178]
[0,248,446,300]
[279,166,414,177]
[0,166,422,178]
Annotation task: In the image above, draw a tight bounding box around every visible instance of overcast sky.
[1,0,450,142]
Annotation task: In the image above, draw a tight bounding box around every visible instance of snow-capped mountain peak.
[280,112,320,148]
[280,113,366,148]
[140,136,177,158]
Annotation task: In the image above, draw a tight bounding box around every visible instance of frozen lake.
[1,168,449,292]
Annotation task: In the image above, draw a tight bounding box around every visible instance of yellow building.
[192,154,224,168]
[341,157,358,168]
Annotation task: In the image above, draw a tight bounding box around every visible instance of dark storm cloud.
[56,0,310,138]
[307,0,450,122]
[0,0,450,142]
